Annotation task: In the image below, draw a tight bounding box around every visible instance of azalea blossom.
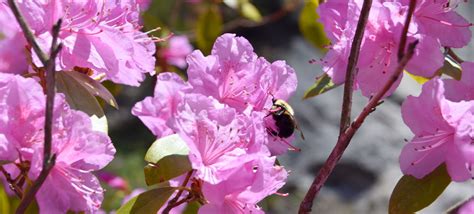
[133,34,295,212]
[162,35,194,69]
[200,156,287,213]
[13,0,157,86]
[400,70,474,181]
[318,0,471,97]
[0,4,27,74]
[0,73,115,212]
[134,34,299,154]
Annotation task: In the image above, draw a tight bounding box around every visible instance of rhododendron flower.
[200,156,287,213]
[187,34,297,112]
[0,73,115,212]
[134,34,298,154]
[132,72,191,137]
[318,0,471,97]
[0,4,27,74]
[133,34,295,212]
[458,197,474,214]
[14,0,156,86]
[162,35,194,69]
[400,73,474,181]
[97,171,129,191]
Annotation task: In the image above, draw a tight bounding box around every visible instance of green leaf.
[0,185,9,214]
[299,0,330,50]
[64,71,118,109]
[389,164,451,214]
[144,134,192,185]
[116,187,176,214]
[239,2,262,22]
[196,5,222,54]
[56,71,104,117]
[439,58,462,80]
[303,72,339,99]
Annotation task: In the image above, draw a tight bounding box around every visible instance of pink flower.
[458,197,474,214]
[187,33,297,112]
[400,75,474,181]
[97,171,129,191]
[132,72,191,137]
[135,34,299,154]
[0,4,28,74]
[200,156,287,213]
[318,0,470,97]
[0,73,116,212]
[444,62,474,102]
[170,94,255,184]
[162,35,193,69]
[16,0,156,86]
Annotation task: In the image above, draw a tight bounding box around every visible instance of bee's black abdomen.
[273,114,295,138]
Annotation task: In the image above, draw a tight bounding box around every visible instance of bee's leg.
[266,128,301,152]
[266,127,278,136]
[280,138,301,152]
[295,123,305,140]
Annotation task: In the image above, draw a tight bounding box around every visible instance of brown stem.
[8,1,63,211]
[0,166,23,198]
[397,0,417,61]
[339,0,373,133]
[162,170,194,214]
[298,0,418,213]
[7,0,48,66]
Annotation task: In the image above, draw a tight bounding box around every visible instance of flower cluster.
[318,0,472,97]
[0,73,116,212]
[400,61,474,181]
[0,0,156,86]
[133,34,298,212]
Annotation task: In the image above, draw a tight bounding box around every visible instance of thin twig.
[0,166,23,198]
[397,0,416,61]
[298,0,418,213]
[9,1,63,211]
[7,0,48,66]
[162,170,194,214]
[339,0,373,133]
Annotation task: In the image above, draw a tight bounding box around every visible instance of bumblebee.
[266,98,305,150]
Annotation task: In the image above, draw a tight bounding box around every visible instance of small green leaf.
[303,72,339,99]
[299,0,330,49]
[116,187,176,214]
[439,58,462,80]
[0,185,9,214]
[240,2,262,22]
[0,32,5,41]
[64,71,118,109]
[144,134,192,185]
[56,71,104,117]
[144,156,191,185]
[389,164,451,214]
[196,5,222,54]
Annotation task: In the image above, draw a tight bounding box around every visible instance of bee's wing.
[291,114,305,140]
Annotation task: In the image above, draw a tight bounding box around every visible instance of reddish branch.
[299,0,418,213]
[7,0,62,213]
[339,0,373,133]
[162,170,194,214]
